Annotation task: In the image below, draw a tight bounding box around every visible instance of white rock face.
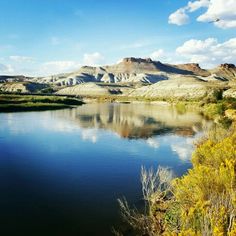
[34,57,235,86]
[128,78,211,100]
[3,58,235,99]
[56,82,131,96]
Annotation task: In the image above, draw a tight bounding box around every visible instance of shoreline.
[0,94,84,113]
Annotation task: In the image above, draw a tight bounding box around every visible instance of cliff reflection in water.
[51,103,211,139]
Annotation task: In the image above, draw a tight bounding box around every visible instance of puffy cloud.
[40,61,81,75]
[169,0,236,28]
[146,138,160,149]
[0,52,105,76]
[187,0,210,12]
[176,37,236,67]
[83,52,104,66]
[9,55,35,63]
[0,63,14,73]
[176,38,217,54]
[171,143,193,161]
[168,8,189,26]
[81,129,98,143]
[170,137,196,162]
[197,0,236,28]
[150,49,165,60]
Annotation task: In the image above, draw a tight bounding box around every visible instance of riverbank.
[1,93,235,126]
[0,94,84,112]
[117,120,236,235]
[82,94,236,125]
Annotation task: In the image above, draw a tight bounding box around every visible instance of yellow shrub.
[172,130,236,235]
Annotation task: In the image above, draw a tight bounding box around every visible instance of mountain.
[33,58,236,87]
[1,58,235,99]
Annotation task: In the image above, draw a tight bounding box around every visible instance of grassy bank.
[173,98,236,129]
[0,94,84,112]
[115,95,236,235]
[116,122,236,236]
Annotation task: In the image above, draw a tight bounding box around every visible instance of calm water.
[0,103,211,236]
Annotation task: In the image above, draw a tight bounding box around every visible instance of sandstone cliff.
[1,58,236,100]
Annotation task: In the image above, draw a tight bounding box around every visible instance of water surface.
[0,103,211,236]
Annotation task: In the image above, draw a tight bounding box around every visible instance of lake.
[0,102,211,236]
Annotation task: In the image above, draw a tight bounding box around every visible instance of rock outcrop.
[1,58,235,100]
[174,63,210,77]
[128,78,216,100]
[32,58,236,87]
[56,83,132,96]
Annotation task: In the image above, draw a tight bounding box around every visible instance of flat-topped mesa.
[106,57,161,74]
[175,63,210,76]
[182,63,201,68]
[122,57,153,63]
[176,63,202,71]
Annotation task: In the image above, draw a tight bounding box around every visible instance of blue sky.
[0,0,235,76]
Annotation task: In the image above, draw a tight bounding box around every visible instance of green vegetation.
[117,123,236,236]
[0,94,84,112]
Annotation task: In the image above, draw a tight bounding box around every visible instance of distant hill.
[32,58,236,86]
[0,58,235,99]
[0,75,30,83]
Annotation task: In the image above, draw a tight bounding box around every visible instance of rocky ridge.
[34,58,236,87]
[1,58,236,99]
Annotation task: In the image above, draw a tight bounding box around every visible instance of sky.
[0,0,235,76]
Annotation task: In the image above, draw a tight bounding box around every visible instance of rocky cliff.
[1,58,236,99]
[33,58,236,87]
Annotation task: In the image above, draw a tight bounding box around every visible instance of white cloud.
[149,49,176,63]
[0,52,105,76]
[170,137,196,162]
[83,52,104,66]
[197,0,236,28]
[81,129,98,143]
[176,38,217,54]
[168,8,189,26]
[9,56,35,63]
[171,143,193,161]
[150,49,165,61]
[44,119,82,133]
[169,0,236,28]
[0,63,14,73]
[40,61,81,75]
[146,138,160,149]
[188,0,210,12]
[176,37,236,67]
